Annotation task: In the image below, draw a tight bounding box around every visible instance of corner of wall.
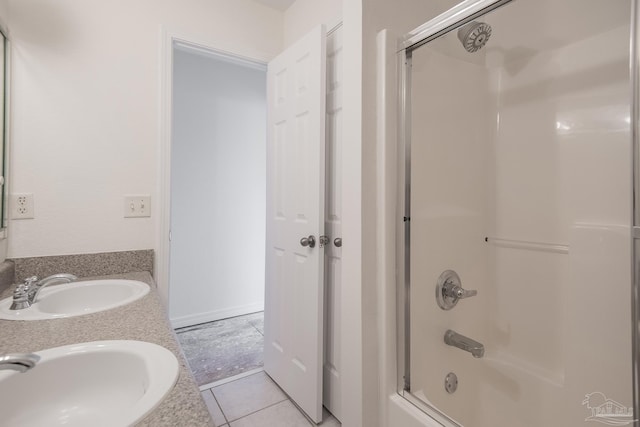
[341,0,365,426]
[283,0,343,48]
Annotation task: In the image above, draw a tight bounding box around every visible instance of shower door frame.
[395,1,640,426]
[631,1,640,427]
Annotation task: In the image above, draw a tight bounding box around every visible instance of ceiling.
[251,0,295,12]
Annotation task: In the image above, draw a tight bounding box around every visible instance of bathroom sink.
[0,279,149,320]
[0,340,179,427]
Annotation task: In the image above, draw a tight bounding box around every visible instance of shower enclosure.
[396,0,636,426]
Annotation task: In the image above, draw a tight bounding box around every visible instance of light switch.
[124,195,151,218]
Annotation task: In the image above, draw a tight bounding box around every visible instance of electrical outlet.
[124,195,151,218]
[11,193,34,219]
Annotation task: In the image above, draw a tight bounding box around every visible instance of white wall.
[283,0,342,48]
[4,0,283,259]
[408,41,492,424]
[169,48,266,326]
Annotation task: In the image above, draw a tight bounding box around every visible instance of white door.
[264,25,327,423]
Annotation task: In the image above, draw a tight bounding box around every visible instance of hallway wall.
[170,47,266,326]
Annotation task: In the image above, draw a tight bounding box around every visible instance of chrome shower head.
[457,21,492,53]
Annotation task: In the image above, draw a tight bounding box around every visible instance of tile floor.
[177,313,341,426]
[200,371,341,427]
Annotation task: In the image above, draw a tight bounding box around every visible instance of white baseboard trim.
[170,301,264,329]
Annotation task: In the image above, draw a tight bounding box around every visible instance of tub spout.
[444,329,484,358]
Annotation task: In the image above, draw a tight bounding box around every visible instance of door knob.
[334,238,342,247]
[300,235,316,248]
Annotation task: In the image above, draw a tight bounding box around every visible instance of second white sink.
[0,279,150,320]
[0,340,179,427]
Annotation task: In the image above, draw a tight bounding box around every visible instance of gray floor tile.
[229,400,312,427]
[176,312,265,385]
[201,389,227,426]
[213,371,287,422]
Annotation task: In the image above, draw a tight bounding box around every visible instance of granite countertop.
[0,271,214,427]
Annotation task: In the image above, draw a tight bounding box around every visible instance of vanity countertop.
[0,271,214,427]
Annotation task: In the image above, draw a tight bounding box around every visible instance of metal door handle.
[334,238,342,247]
[300,235,316,248]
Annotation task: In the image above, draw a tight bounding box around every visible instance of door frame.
[157,28,271,305]
[156,21,359,426]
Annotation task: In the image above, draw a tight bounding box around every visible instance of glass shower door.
[400,1,634,426]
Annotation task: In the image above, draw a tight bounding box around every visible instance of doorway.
[161,24,344,425]
[169,44,267,329]
[169,42,267,386]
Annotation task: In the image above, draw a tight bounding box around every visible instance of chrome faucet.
[9,273,78,310]
[444,329,485,358]
[0,353,40,372]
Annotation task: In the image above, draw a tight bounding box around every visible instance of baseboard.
[170,301,264,329]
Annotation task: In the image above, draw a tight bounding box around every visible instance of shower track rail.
[631,1,640,426]
[484,237,569,254]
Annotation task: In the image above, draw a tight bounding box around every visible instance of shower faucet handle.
[435,270,477,310]
[444,283,477,299]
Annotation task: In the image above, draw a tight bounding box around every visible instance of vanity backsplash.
[11,250,154,284]
[0,261,15,294]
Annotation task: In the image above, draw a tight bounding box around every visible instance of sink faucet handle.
[13,283,28,297]
[23,276,38,286]
[10,284,31,310]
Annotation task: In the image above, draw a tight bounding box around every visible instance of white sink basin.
[0,279,150,320]
[0,340,179,427]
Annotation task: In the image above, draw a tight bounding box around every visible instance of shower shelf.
[484,237,569,254]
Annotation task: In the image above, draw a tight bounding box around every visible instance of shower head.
[457,21,492,53]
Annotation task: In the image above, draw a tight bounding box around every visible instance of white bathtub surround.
[385,1,633,426]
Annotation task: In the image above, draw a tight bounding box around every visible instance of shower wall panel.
[409,45,493,423]
[406,1,632,426]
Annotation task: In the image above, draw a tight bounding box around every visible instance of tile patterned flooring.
[200,371,340,427]
[176,313,341,426]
